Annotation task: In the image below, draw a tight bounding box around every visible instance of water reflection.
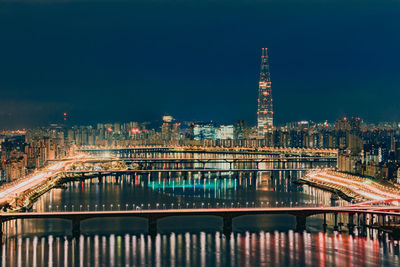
[33,171,345,213]
[0,171,351,238]
[5,160,398,266]
[2,232,399,266]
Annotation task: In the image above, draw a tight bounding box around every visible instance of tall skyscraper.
[257,48,273,136]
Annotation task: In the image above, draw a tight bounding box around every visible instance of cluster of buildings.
[0,126,73,182]
[1,116,400,183]
[1,48,400,183]
[335,118,400,181]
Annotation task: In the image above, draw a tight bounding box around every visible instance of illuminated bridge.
[65,169,321,181]
[77,146,338,158]
[2,206,400,238]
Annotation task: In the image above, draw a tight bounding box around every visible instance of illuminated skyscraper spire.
[257,48,273,136]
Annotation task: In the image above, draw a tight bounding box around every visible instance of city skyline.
[2,1,400,266]
[1,1,400,128]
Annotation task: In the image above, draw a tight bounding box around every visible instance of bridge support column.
[295,215,307,232]
[148,217,158,238]
[0,221,3,240]
[72,219,81,239]
[347,213,355,233]
[223,216,233,239]
[323,213,327,232]
[332,213,339,231]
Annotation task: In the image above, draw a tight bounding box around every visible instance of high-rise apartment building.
[257,48,273,136]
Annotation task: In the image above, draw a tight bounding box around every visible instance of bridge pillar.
[148,216,158,238]
[323,213,327,232]
[72,219,81,238]
[333,213,338,231]
[347,213,355,233]
[223,216,233,238]
[357,213,366,236]
[295,215,307,232]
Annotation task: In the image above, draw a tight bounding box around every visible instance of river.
[1,163,399,266]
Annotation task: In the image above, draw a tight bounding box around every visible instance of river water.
[1,165,400,266]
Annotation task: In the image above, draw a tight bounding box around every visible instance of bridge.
[65,168,320,177]
[77,146,338,158]
[78,157,335,170]
[66,156,332,177]
[78,157,336,164]
[2,206,400,238]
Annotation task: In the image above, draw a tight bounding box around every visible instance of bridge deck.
[77,157,337,162]
[66,168,317,174]
[2,206,400,221]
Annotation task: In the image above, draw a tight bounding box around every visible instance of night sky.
[0,0,399,128]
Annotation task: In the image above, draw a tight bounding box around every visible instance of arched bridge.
[2,206,400,238]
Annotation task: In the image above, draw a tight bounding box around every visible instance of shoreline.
[5,173,100,212]
[295,178,354,202]
[9,169,397,212]
[302,169,400,203]
[17,172,351,212]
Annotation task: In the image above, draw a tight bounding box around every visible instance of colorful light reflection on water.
[2,164,398,266]
[2,231,399,266]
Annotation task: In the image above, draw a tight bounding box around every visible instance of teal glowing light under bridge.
[148,179,237,190]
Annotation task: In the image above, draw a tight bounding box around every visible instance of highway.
[0,155,108,205]
[305,170,400,201]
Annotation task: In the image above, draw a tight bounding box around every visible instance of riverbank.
[0,155,125,211]
[9,172,105,211]
[295,178,355,202]
[301,169,400,203]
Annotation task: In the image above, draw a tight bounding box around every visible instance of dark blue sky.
[0,0,399,128]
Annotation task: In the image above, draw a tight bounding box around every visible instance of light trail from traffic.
[306,170,400,201]
[0,154,107,205]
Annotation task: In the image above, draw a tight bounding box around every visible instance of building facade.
[257,48,273,136]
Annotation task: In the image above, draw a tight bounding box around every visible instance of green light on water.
[148,180,236,190]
